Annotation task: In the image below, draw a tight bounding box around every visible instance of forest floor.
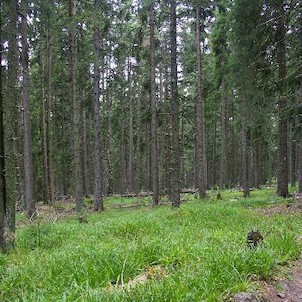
[7,189,302,301]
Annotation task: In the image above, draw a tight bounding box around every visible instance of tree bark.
[170,0,180,207]
[150,4,159,205]
[21,0,36,219]
[69,0,84,212]
[195,3,206,199]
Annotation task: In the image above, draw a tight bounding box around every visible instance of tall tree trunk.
[242,97,250,197]
[103,53,113,195]
[195,3,206,199]
[150,4,159,205]
[163,47,172,196]
[219,78,227,189]
[106,89,114,195]
[135,84,142,192]
[170,0,180,207]
[40,47,50,203]
[5,0,18,249]
[127,60,134,193]
[120,92,127,194]
[93,0,104,211]
[46,28,55,204]
[276,2,288,197]
[69,0,84,212]
[0,4,6,251]
[228,96,237,187]
[21,0,36,219]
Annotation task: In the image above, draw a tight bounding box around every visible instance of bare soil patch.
[256,195,302,217]
[261,259,302,302]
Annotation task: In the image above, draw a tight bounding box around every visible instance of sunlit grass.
[1,187,301,301]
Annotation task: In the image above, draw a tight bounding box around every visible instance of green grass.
[1,188,301,301]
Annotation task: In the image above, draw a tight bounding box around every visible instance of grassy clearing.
[1,188,301,301]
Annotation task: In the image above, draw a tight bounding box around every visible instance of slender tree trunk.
[135,84,142,192]
[81,107,88,197]
[254,139,261,189]
[40,47,50,203]
[170,0,180,207]
[289,122,296,187]
[104,53,113,195]
[46,28,55,204]
[219,78,227,189]
[163,46,171,196]
[150,4,159,205]
[21,0,36,219]
[195,3,206,199]
[127,60,134,193]
[69,0,84,212]
[242,97,250,197]
[5,0,18,249]
[276,2,288,197]
[0,4,6,251]
[93,0,104,211]
[299,141,302,193]
[228,97,237,187]
[212,123,217,187]
[120,97,127,194]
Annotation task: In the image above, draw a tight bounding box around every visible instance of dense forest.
[0,0,301,251]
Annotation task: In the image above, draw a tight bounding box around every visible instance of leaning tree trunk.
[276,2,288,198]
[169,0,180,207]
[4,0,18,249]
[92,0,104,211]
[21,0,36,219]
[195,3,206,199]
[150,4,159,205]
[69,0,84,213]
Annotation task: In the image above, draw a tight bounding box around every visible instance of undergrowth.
[0,188,301,301]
